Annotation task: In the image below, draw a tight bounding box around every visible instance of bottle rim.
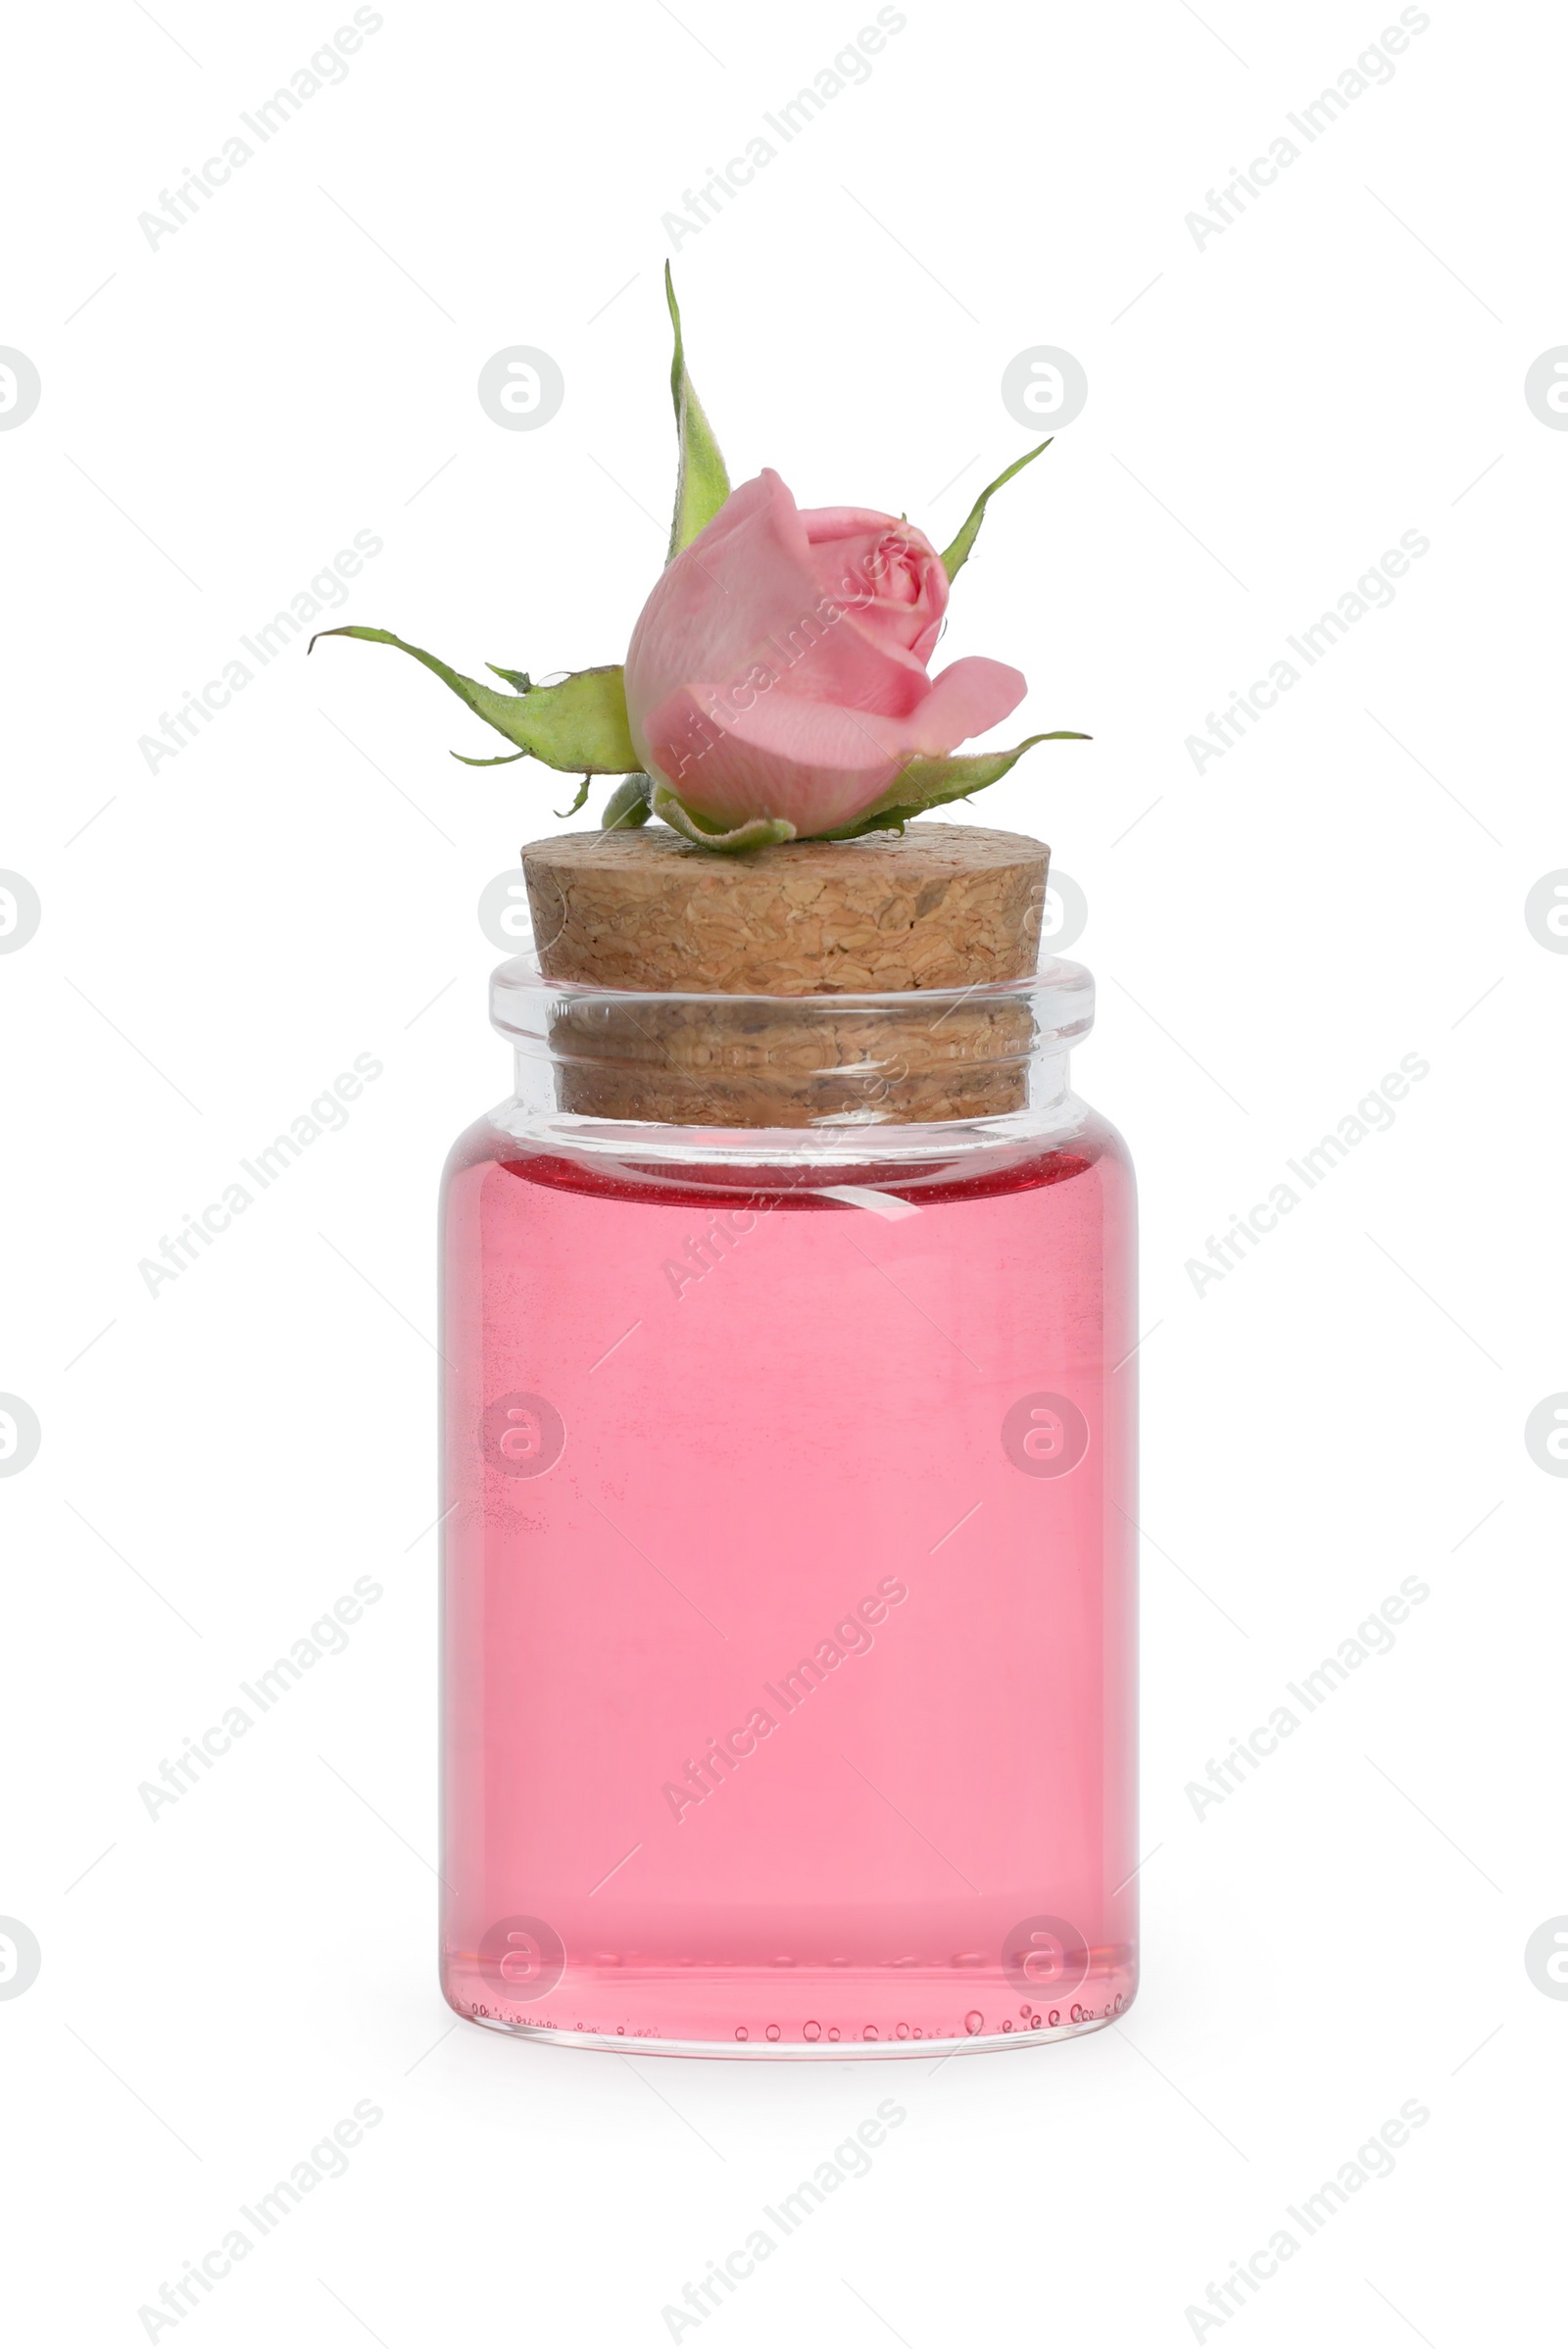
[490,954,1095,1047]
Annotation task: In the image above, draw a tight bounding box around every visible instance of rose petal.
[642,655,1027,837]
[627,471,924,735]
[903,657,1027,756]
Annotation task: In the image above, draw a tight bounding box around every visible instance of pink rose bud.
[623,469,1027,839]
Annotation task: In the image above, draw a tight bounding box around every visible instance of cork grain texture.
[520,823,1050,997]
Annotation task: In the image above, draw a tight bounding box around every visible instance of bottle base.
[444,1986,1134,2060]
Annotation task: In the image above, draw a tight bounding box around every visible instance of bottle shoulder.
[442,1092,1132,1212]
[442,1108,516,1189]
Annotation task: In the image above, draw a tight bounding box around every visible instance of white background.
[3,0,1564,2340]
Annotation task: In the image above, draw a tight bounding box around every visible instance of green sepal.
[940,441,1053,583]
[310,625,639,775]
[602,775,653,831]
[816,730,1090,840]
[451,748,526,767]
[650,779,795,853]
[486,664,532,692]
[664,264,730,563]
[555,774,593,818]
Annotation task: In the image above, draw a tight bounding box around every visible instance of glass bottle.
[439,949,1137,2054]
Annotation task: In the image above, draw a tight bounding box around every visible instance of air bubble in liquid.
[735,2026,748,2040]
[895,2022,909,2038]
[804,2021,821,2041]
[765,2024,780,2041]
[964,2011,984,2034]
[862,2024,879,2040]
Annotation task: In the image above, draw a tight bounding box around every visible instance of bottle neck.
[490,959,1095,1150]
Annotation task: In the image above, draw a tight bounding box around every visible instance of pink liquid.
[439,1115,1138,2052]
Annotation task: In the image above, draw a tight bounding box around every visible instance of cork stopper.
[521,823,1050,996]
[515,823,1051,1128]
